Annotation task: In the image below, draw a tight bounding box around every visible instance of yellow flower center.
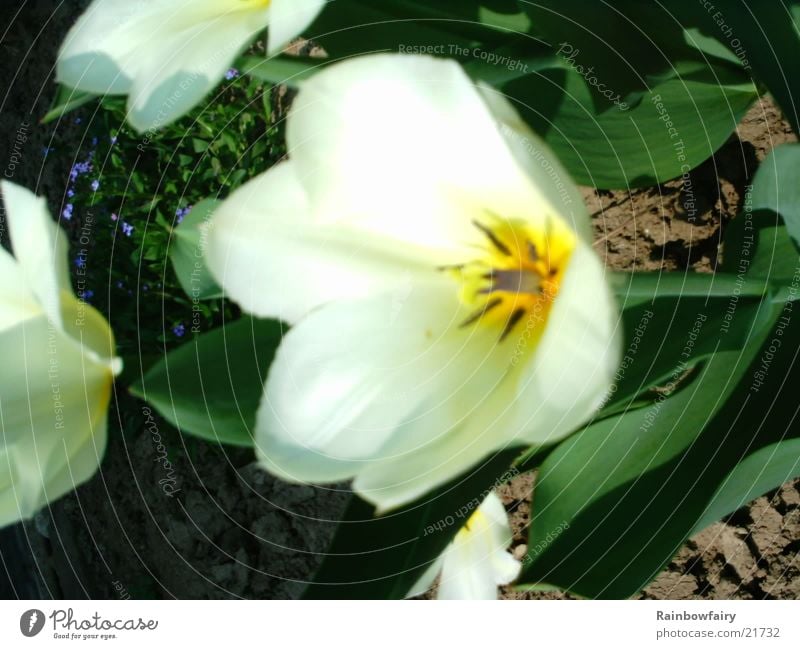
[446,213,576,343]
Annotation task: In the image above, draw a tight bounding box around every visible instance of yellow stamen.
[445,211,576,344]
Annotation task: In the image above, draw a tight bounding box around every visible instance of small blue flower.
[224,68,239,80]
[175,205,192,224]
[62,204,74,220]
[173,323,186,337]
[115,280,125,289]
[90,179,100,192]
[91,136,98,146]
[110,135,118,145]
[80,289,94,301]
[121,222,134,237]
[74,117,82,125]
[74,254,86,269]
[67,189,75,198]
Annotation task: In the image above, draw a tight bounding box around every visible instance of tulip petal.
[0,315,112,526]
[352,388,512,511]
[477,84,592,244]
[1,181,70,330]
[0,247,40,334]
[287,54,558,265]
[268,0,327,53]
[0,315,110,444]
[57,0,270,132]
[436,494,518,600]
[207,162,435,323]
[512,240,621,444]
[256,279,512,485]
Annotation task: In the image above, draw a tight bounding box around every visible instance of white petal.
[478,85,592,244]
[38,408,110,512]
[256,277,512,486]
[437,537,499,600]
[492,549,523,585]
[352,384,515,511]
[1,181,70,329]
[268,0,327,53]
[287,54,556,265]
[207,161,434,324]
[0,314,113,526]
[511,240,622,444]
[57,0,269,132]
[436,493,520,599]
[0,246,40,334]
[477,491,514,548]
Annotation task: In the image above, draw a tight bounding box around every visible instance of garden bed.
[1,1,798,600]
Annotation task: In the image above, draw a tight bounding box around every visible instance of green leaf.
[303,450,520,599]
[42,85,97,124]
[680,0,800,133]
[692,439,800,535]
[602,293,770,415]
[305,0,523,57]
[518,296,797,598]
[504,61,757,188]
[130,317,284,447]
[169,199,223,301]
[237,55,327,88]
[520,165,800,596]
[750,143,800,249]
[721,149,800,286]
[505,1,761,187]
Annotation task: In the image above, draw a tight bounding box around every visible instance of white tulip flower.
[57,0,327,132]
[0,182,121,528]
[207,54,621,511]
[408,493,521,599]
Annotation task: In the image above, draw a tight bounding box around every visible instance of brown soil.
[1,3,798,600]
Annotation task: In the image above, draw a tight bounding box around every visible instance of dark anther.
[460,296,503,328]
[472,220,512,257]
[500,308,526,342]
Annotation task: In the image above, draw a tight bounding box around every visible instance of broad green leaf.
[721,147,800,286]
[304,450,520,599]
[602,294,770,416]
[692,439,800,535]
[750,144,800,249]
[42,85,97,124]
[520,150,800,596]
[504,62,757,188]
[507,1,762,187]
[521,1,723,102]
[170,199,223,301]
[679,0,800,133]
[520,301,781,597]
[130,317,284,447]
[306,0,528,56]
[237,55,327,88]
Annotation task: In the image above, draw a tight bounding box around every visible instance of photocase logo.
[20,609,45,637]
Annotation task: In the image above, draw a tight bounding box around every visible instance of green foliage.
[46,68,284,356]
[131,317,284,447]
[518,142,800,598]
[304,450,521,599]
[45,0,800,600]
[169,199,223,301]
